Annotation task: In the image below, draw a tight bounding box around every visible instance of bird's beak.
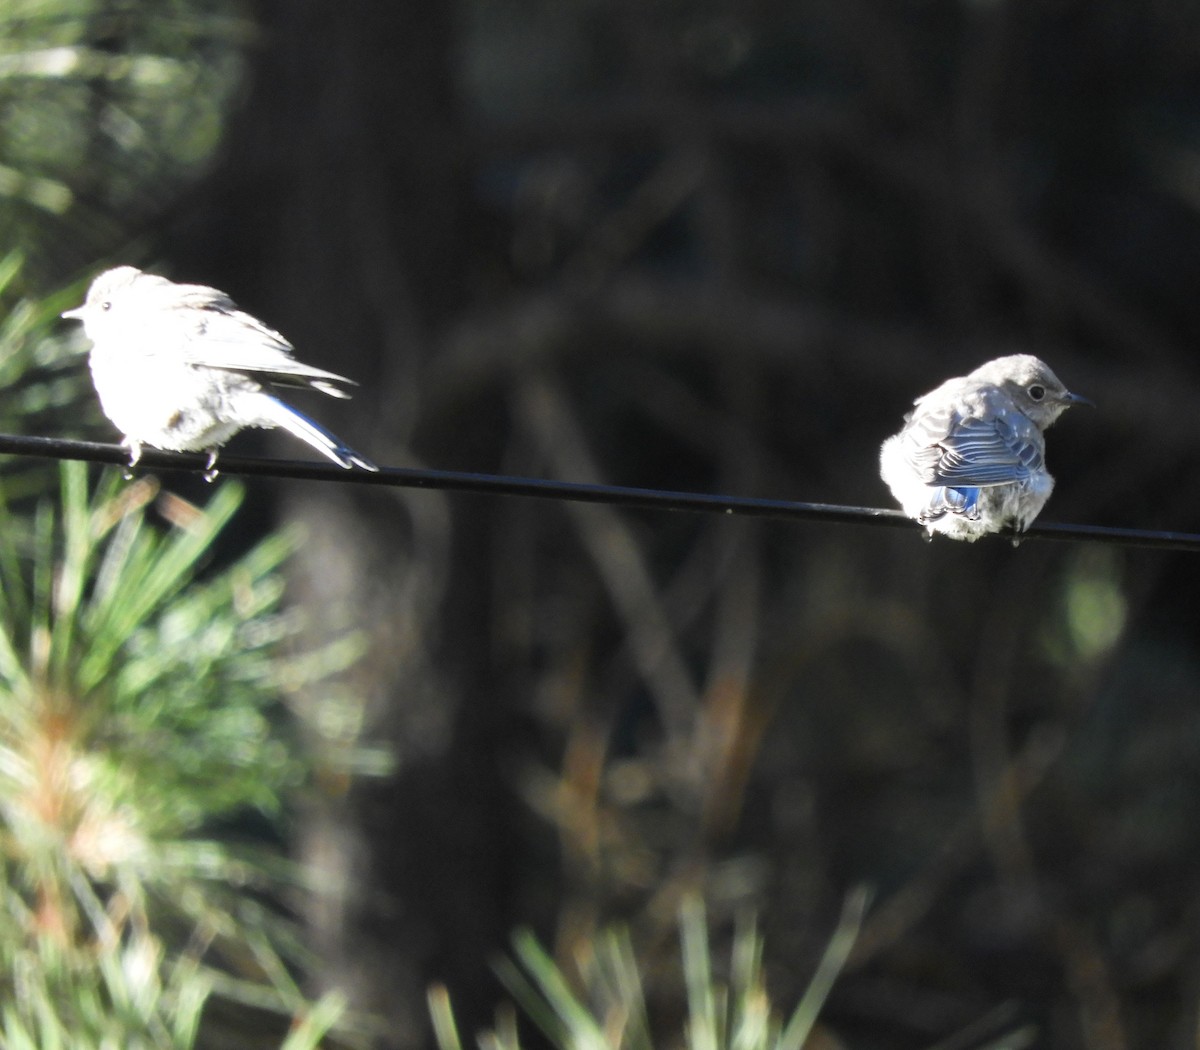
[1064,390,1095,408]
[61,306,85,321]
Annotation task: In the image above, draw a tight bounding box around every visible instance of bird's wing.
[902,398,1044,488]
[172,296,357,397]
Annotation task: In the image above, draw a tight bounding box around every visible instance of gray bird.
[62,266,377,474]
[880,354,1090,541]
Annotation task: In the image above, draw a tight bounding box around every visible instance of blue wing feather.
[903,407,1044,488]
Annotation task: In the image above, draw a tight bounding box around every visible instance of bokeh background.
[7,1,1200,1047]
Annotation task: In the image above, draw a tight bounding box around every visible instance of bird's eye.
[100,300,111,311]
[1028,384,1045,401]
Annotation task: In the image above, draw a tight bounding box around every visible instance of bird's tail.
[920,485,980,523]
[257,394,378,471]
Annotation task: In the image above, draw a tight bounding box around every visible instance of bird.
[62,266,378,476]
[880,354,1091,542]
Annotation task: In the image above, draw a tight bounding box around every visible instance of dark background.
[32,2,1200,1047]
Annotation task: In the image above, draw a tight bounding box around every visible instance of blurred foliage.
[0,0,253,287]
[0,459,356,1046]
[0,249,105,496]
[430,892,868,1050]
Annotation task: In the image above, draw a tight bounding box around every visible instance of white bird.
[880,354,1090,541]
[62,266,377,474]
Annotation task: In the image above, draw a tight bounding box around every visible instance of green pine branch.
[431,890,870,1050]
[0,460,357,1048]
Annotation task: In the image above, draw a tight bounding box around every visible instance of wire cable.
[0,431,1195,552]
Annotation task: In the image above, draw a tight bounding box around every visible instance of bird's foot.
[123,440,143,480]
[202,449,220,483]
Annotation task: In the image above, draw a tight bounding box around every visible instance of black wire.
[0,431,1195,552]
